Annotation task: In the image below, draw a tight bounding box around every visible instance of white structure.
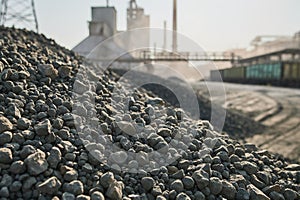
[227,31,300,59]
[89,7,117,37]
[73,1,151,61]
[125,0,150,50]
[73,6,129,62]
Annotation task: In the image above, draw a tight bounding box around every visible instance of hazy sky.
[33,0,300,51]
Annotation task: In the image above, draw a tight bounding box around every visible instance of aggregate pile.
[0,26,299,200]
[113,69,266,140]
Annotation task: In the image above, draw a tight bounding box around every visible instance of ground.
[194,82,300,162]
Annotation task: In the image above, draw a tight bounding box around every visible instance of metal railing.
[89,50,241,63]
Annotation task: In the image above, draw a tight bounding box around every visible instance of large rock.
[38,64,58,79]
[209,177,223,195]
[37,177,61,195]
[269,191,285,200]
[242,161,258,175]
[262,184,281,194]
[20,145,36,159]
[23,177,37,191]
[76,195,90,200]
[100,172,115,188]
[285,164,300,171]
[9,160,26,174]
[230,174,247,186]
[146,97,164,106]
[62,192,75,200]
[106,180,124,200]
[24,149,49,175]
[170,179,184,193]
[192,170,209,190]
[73,80,89,94]
[248,184,270,200]
[10,181,22,192]
[141,177,155,191]
[157,128,172,137]
[182,176,195,190]
[34,119,51,136]
[0,131,12,145]
[91,191,105,200]
[0,148,13,164]
[63,180,84,195]
[17,117,31,130]
[283,188,297,200]
[116,121,137,136]
[110,151,128,164]
[6,105,21,118]
[176,193,191,200]
[47,147,62,168]
[194,191,205,200]
[63,169,78,182]
[0,116,13,133]
[250,174,265,189]
[0,187,9,198]
[220,180,237,199]
[58,65,72,78]
[236,188,250,200]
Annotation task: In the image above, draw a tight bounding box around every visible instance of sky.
[27,0,300,51]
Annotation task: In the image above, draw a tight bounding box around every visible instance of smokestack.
[172,0,177,52]
[163,21,167,50]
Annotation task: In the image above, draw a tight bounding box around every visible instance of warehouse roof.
[239,48,300,64]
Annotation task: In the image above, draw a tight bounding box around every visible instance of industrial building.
[72,0,150,63]
[72,0,200,80]
[72,0,300,85]
[227,31,300,59]
[126,0,150,50]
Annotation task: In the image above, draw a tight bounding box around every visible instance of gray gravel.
[0,27,299,200]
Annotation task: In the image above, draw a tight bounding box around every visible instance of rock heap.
[0,26,299,200]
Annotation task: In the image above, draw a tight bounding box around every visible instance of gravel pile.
[113,69,266,140]
[0,26,300,200]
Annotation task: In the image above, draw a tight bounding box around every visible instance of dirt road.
[194,82,300,162]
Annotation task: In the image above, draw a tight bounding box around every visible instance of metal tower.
[0,0,39,32]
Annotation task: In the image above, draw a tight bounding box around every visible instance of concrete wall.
[127,9,150,30]
[90,7,117,37]
[89,22,112,37]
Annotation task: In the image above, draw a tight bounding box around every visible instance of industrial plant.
[70,0,300,87]
[73,0,150,62]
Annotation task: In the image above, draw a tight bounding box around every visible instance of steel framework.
[88,50,241,63]
[0,0,38,32]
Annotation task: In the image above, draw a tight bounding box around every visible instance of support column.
[172,0,177,53]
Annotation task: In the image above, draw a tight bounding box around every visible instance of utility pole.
[163,20,167,50]
[172,0,177,53]
[0,0,39,32]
